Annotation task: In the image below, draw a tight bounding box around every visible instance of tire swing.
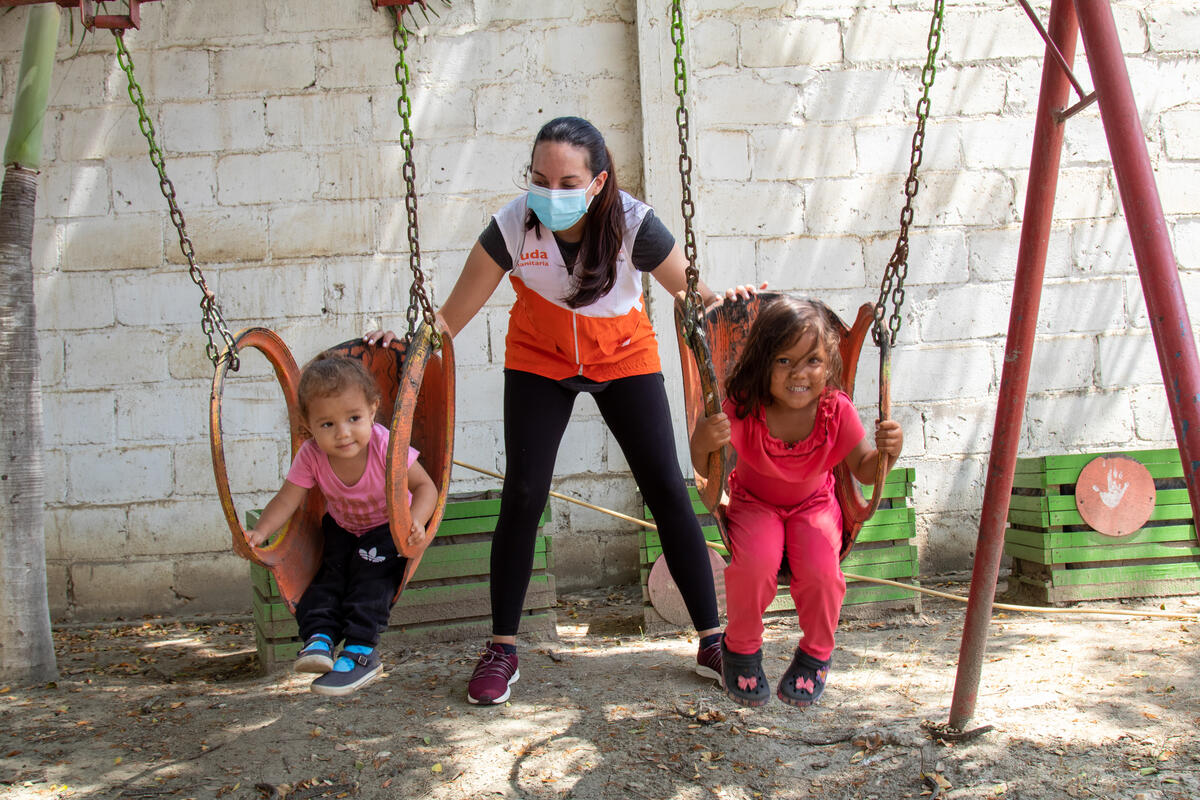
[111,11,455,612]
[665,0,943,561]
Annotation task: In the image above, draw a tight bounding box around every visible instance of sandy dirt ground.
[2,579,1198,800]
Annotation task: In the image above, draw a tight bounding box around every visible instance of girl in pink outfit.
[690,297,903,707]
[246,353,437,696]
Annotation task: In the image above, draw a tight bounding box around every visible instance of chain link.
[391,14,438,347]
[874,0,945,347]
[670,0,703,338]
[114,33,239,370]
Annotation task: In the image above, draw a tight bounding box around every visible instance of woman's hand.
[709,281,768,309]
[363,329,400,348]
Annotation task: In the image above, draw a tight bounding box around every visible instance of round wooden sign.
[1074,455,1156,537]
[647,548,727,628]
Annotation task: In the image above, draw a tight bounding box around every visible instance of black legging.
[491,369,719,636]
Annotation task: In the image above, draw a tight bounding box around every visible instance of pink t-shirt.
[725,389,865,508]
[286,422,419,536]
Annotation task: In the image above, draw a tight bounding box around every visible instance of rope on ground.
[451,460,1200,623]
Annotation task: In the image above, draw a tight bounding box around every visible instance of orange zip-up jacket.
[493,191,662,382]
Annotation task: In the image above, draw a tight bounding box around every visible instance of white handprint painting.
[1092,468,1128,509]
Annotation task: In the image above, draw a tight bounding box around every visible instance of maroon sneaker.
[467,642,520,705]
[696,639,724,687]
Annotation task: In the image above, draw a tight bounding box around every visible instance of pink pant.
[722,484,846,660]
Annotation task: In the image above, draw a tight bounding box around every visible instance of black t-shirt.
[478,208,676,273]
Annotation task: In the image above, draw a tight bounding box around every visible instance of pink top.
[286,422,419,536]
[725,389,865,508]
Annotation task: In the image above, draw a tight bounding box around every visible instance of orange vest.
[493,192,662,382]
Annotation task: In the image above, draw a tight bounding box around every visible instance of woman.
[367,116,756,705]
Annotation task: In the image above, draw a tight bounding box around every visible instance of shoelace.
[473,648,514,678]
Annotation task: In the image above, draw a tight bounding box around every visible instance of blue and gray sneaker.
[294,634,334,674]
[311,646,382,696]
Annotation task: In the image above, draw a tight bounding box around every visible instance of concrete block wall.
[1,0,1196,618]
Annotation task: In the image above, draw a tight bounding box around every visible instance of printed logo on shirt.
[517,249,550,267]
[358,547,386,564]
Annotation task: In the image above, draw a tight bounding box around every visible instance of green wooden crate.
[249,491,556,670]
[640,468,920,631]
[1005,448,1200,604]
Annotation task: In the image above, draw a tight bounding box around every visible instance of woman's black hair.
[724,296,844,419]
[527,116,624,309]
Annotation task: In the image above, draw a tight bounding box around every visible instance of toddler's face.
[305,387,378,464]
[768,331,829,411]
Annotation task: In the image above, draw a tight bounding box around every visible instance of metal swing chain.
[390,11,439,347]
[670,0,703,340]
[114,32,239,371]
[874,0,945,348]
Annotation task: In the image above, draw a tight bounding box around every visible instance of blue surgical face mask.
[526,177,598,232]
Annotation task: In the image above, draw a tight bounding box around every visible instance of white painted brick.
[32,222,59,274]
[914,284,1012,342]
[425,139,527,191]
[456,365,506,424]
[554,417,608,475]
[70,560,176,620]
[844,10,939,65]
[44,53,114,110]
[149,49,211,101]
[751,126,856,180]
[919,171,1015,228]
[1097,331,1162,389]
[181,436,287,498]
[758,237,866,291]
[692,19,739,70]
[42,390,115,446]
[216,152,318,206]
[40,163,109,218]
[1155,164,1200,218]
[742,19,841,68]
[968,226,1073,282]
[911,456,987,514]
[1124,57,1200,119]
[802,70,910,125]
[127,500,230,556]
[923,402,1000,457]
[111,155,218,215]
[266,93,373,148]
[934,64,1008,118]
[270,201,375,260]
[161,99,267,154]
[216,263,326,322]
[265,0,375,34]
[68,445,174,504]
[691,236,759,296]
[1176,219,1200,272]
[65,329,171,388]
[1023,391,1135,451]
[369,86,479,144]
[1162,109,1200,161]
[214,43,317,95]
[1130,384,1176,443]
[1071,219,1137,276]
[164,207,269,264]
[324,37,409,91]
[113,272,207,327]
[1063,115,1116,166]
[1014,168,1118,222]
[116,383,208,443]
[384,193,490,253]
[61,215,163,271]
[1028,335,1096,393]
[212,377,291,438]
[43,449,66,505]
[473,84,577,137]
[1038,279,1127,334]
[173,554,253,614]
[941,10,1048,63]
[698,130,750,182]
[696,75,802,127]
[693,0,798,11]
[162,0,268,42]
[697,181,801,237]
[804,176,908,236]
[855,122,960,175]
[959,118,1039,171]
[864,228,969,287]
[318,145,407,200]
[558,473,639,533]
[34,273,115,330]
[891,344,995,403]
[1147,5,1200,54]
[57,106,151,161]
[167,330,221,381]
[40,336,65,388]
[450,421,502,479]
[45,507,128,562]
[475,0,573,22]
[547,23,633,78]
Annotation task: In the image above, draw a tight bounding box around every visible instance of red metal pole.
[1074,1,1200,530]
[947,0,1078,730]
